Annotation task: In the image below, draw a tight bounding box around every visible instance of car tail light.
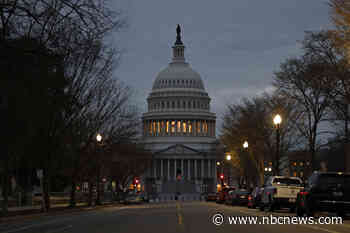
[248,195,252,200]
[300,191,308,196]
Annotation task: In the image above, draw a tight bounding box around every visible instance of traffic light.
[220,174,224,180]
[134,178,139,184]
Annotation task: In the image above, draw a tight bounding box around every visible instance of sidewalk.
[0,201,121,223]
[7,202,87,211]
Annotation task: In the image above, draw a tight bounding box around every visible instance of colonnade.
[150,158,217,181]
[144,119,215,137]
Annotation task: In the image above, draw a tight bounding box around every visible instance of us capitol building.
[142,25,219,200]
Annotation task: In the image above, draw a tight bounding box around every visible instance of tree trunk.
[43,167,50,212]
[69,180,76,207]
[1,157,9,216]
[88,180,93,207]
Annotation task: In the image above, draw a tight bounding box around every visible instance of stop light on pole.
[220,174,224,180]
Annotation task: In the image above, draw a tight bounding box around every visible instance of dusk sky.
[112,0,332,132]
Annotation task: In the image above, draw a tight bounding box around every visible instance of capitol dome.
[152,62,205,90]
[142,25,216,145]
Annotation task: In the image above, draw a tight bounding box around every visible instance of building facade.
[142,25,218,200]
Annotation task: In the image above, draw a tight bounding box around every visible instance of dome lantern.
[172,24,185,63]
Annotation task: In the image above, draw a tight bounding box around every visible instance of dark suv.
[296,172,350,217]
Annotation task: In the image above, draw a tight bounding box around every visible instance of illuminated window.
[293,162,297,166]
[300,171,304,177]
[157,121,160,133]
[149,121,152,134]
[177,121,181,133]
[197,121,201,133]
[300,162,303,166]
[293,172,297,177]
[171,121,175,133]
[166,121,169,133]
[153,121,156,133]
[183,122,187,133]
[188,121,192,133]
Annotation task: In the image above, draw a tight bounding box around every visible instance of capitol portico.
[142,25,219,200]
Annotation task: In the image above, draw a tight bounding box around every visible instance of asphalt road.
[1,202,350,233]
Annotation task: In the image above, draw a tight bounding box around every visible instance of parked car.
[216,187,235,204]
[225,190,236,205]
[229,189,250,206]
[248,187,263,209]
[260,176,303,212]
[296,172,350,217]
[205,192,217,202]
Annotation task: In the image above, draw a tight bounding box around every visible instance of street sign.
[36,169,43,179]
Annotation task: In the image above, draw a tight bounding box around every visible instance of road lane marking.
[176,202,185,231]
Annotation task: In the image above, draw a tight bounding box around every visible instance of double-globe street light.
[273,114,282,176]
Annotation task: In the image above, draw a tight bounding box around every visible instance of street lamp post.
[273,114,282,176]
[226,154,231,186]
[242,141,249,189]
[96,133,103,205]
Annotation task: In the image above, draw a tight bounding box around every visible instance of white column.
[201,159,204,178]
[161,159,163,178]
[174,159,177,179]
[154,159,157,178]
[194,120,197,136]
[212,121,215,136]
[181,159,184,177]
[188,160,191,180]
[208,159,211,178]
[175,120,178,136]
[194,160,197,179]
[168,159,170,181]
[180,120,182,135]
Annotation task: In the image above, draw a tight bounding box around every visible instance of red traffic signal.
[134,178,139,184]
[220,174,224,180]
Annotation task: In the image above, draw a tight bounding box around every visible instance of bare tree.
[221,93,300,186]
[0,0,127,213]
[273,52,333,171]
